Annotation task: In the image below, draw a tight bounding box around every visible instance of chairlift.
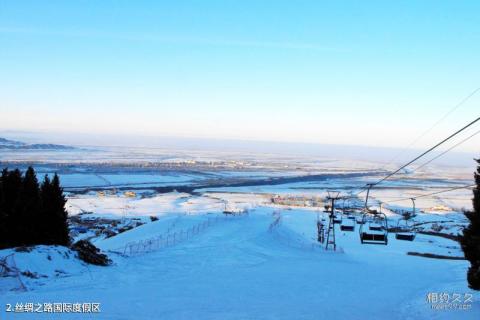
[356,215,365,224]
[350,207,364,224]
[340,218,355,231]
[333,212,342,224]
[395,198,417,241]
[359,185,388,245]
[359,210,388,244]
[339,198,354,228]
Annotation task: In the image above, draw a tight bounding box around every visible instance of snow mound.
[0,245,90,291]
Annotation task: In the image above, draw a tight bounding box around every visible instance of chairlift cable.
[383,86,480,168]
[355,115,480,197]
[414,127,480,172]
[373,116,480,186]
[381,184,475,203]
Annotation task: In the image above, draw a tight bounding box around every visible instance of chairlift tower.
[325,190,341,251]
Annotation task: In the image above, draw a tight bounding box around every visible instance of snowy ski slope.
[1,206,478,319]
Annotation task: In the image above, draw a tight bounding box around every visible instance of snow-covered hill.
[1,205,478,319]
[0,137,75,150]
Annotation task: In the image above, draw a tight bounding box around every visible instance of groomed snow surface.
[1,204,478,320]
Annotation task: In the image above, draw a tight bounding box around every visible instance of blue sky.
[1,1,479,152]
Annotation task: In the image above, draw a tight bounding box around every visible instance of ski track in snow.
[1,206,478,320]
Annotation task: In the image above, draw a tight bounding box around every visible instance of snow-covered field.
[1,188,478,319]
[0,154,478,319]
[1,205,478,319]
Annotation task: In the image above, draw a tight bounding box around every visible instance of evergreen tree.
[20,167,41,245]
[50,173,70,246]
[52,173,70,246]
[0,169,6,247]
[460,159,480,290]
[0,168,70,249]
[3,169,23,248]
[39,174,53,243]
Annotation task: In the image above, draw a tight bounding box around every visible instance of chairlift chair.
[395,218,416,241]
[355,215,365,224]
[395,198,417,241]
[340,218,355,231]
[369,220,383,231]
[359,210,388,245]
[359,185,388,245]
[333,213,342,224]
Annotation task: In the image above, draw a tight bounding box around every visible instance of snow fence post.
[10,254,27,291]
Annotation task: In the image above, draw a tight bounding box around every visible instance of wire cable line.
[372,116,480,187]
[354,115,480,198]
[382,184,476,203]
[414,128,480,172]
[383,86,480,167]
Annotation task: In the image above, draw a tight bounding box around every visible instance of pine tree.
[39,174,53,244]
[20,167,41,245]
[0,169,7,248]
[0,168,70,249]
[50,173,70,246]
[3,169,23,248]
[460,159,480,290]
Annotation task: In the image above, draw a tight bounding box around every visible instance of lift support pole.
[325,191,341,251]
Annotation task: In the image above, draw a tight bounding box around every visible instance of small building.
[124,191,136,198]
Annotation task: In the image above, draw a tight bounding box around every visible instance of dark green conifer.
[460,159,480,290]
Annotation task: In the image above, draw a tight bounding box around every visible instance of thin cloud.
[0,26,345,52]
